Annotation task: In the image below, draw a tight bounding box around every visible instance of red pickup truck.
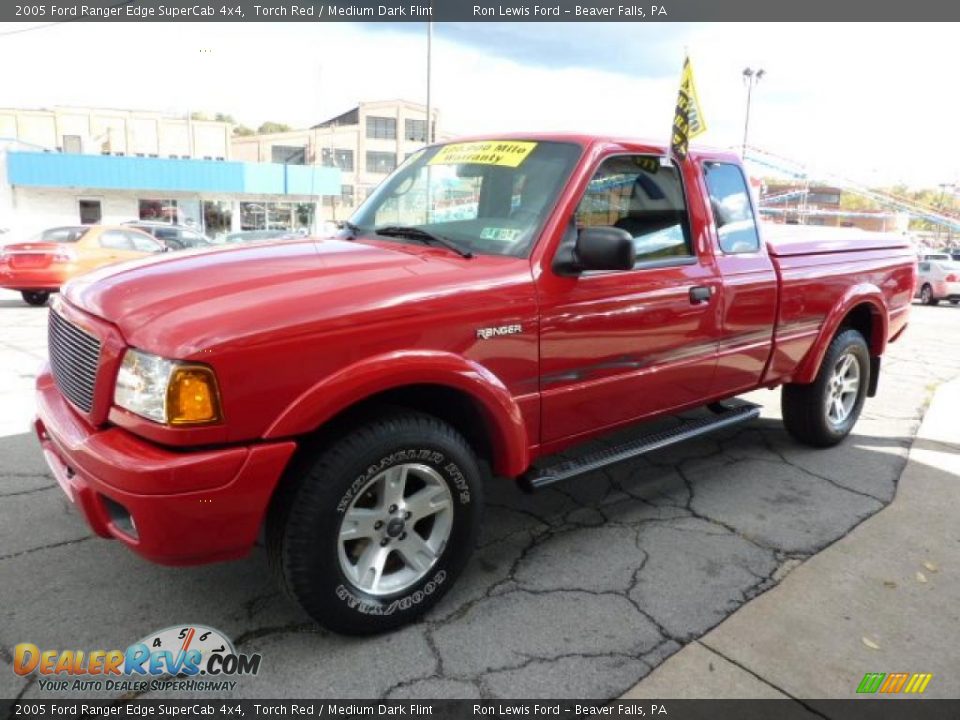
[35,135,915,634]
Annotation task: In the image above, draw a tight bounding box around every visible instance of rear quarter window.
[702,162,760,254]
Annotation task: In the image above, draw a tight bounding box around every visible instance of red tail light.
[947,274,958,282]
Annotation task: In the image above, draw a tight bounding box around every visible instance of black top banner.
[2,0,958,22]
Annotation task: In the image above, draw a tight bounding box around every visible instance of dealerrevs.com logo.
[13,625,262,693]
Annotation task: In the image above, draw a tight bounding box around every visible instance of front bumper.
[35,367,297,565]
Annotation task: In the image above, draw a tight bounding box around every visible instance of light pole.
[426,19,433,145]
[741,67,765,158]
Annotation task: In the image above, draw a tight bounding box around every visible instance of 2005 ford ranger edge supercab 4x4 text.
[35,135,916,634]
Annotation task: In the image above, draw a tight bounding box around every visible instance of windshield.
[349,140,582,257]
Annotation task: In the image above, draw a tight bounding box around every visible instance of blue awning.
[6,151,342,196]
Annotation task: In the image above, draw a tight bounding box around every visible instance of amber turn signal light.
[166,366,222,425]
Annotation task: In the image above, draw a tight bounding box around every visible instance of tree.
[257,121,293,134]
[839,193,879,212]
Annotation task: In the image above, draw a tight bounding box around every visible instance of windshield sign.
[348,140,582,258]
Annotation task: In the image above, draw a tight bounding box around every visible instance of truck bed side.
[761,226,915,386]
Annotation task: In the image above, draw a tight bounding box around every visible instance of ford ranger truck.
[35,136,916,634]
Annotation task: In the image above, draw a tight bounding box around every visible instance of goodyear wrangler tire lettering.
[267,412,482,635]
[337,449,448,512]
[334,571,447,617]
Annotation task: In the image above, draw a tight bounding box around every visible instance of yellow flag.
[671,56,708,159]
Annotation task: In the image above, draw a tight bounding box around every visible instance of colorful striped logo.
[857,672,933,694]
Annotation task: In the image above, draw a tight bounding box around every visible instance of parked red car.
[35,135,915,634]
[0,225,165,306]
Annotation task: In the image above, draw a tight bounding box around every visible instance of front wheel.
[21,291,50,306]
[267,410,483,635]
[782,328,870,447]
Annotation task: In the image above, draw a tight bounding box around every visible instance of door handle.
[689,286,712,304]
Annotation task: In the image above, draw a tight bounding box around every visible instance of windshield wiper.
[374,225,474,259]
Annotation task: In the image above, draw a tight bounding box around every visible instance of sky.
[0,21,957,188]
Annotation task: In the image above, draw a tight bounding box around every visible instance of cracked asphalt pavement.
[2,288,959,700]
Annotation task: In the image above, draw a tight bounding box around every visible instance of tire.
[920,284,939,306]
[21,291,50,307]
[267,410,483,635]
[782,328,870,448]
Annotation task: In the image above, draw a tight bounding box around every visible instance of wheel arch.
[794,286,888,385]
[263,350,530,477]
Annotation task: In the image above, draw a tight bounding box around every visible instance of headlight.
[114,349,222,425]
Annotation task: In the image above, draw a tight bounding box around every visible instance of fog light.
[102,496,138,539]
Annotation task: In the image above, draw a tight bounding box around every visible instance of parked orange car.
[0,225,165,306]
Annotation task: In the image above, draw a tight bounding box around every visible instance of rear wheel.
[267,410,483,635]
[782,328,870,447]
[920,284,939,306]
[21,291,50,307]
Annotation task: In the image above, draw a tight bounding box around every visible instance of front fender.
[793,283,888,385]
[263,350,530,477]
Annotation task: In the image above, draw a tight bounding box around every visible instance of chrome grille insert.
[48,309,101,413]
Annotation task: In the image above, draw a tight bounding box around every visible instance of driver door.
[537,154,721,444]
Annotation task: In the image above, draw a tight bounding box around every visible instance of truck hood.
[64,237,500,356]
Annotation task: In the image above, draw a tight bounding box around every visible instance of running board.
[519,401,761,492]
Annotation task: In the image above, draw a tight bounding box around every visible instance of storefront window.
[178,199,202,230]
[240,202,267,230]
[267,203,293,230]
[294,203,315,234]
[139,199,177,223]
[203,201,233,241]
[139,198,202,227]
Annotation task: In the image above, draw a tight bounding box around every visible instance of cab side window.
[99,230,133,250]
[575,155,692,267]
[703,162,760,254]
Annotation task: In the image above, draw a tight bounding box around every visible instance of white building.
[231,99,448,220]
[0,106,339,240]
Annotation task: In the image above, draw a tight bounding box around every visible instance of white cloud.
[0,21,955,187]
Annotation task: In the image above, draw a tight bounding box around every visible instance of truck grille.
[48,309,101,413]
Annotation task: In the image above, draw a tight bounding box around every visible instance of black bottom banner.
[4,699,960,720]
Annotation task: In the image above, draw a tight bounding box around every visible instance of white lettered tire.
[267,411,483,635]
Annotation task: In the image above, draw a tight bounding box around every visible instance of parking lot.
[2,288,959,700]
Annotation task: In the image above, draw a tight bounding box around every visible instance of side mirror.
[574,226,635,272]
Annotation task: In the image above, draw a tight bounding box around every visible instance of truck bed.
[763,224,912,257]
[762,224,916,386]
